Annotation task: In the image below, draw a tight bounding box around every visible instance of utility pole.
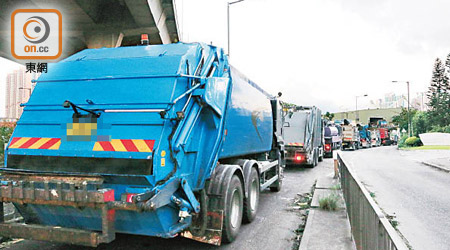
[227,0,245,57]
[355,94,368,122]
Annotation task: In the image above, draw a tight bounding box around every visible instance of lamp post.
[392,81,411,137]
[227,0,245,57]
[355,94,368,122]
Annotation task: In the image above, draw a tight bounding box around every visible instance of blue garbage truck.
[0,42,285,246]
[358,124,372,148]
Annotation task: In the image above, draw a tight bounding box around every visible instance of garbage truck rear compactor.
[283,106,323,167]
[0,43,285,246]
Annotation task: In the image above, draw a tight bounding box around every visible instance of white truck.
[283,106,324,167]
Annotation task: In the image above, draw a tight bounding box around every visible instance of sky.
[1,0,450,116]
[174,0,450,112]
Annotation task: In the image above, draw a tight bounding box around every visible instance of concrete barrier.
[419,132,450,146]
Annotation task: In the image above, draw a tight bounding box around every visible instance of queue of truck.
[0,41,399,247]
[335,118,399,150]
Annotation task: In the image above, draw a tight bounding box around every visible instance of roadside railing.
[337,153,409,250]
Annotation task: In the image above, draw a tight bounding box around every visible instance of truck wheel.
[314,151,319,166]
[318,148,323,162]
[243,168,259,223]
[222,175,244,243]
[270,149,283,192]
[270,176,282,192]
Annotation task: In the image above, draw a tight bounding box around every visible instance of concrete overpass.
[0,0,179,61]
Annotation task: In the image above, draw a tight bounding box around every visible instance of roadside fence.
[337,153,409,250]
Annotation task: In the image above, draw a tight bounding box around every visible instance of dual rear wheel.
[222,168,260,243]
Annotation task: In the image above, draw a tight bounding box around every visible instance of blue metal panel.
[18,204,182,237]
[219,67,273,158]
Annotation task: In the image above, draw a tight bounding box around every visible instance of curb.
[422,161,450,173]
[298,209,315,250]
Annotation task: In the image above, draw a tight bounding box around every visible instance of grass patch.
[330,183,341,190]
[386,214,400,229]
[319,193,340,211]
[402,145,450,150]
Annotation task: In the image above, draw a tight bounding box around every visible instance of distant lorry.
[369,117,384,127]
[284,106,324,166]
[324,124,341,157]
[0,42,285,246]
[370,129,381,147]
[379,128,391,145]
[341,120,360,150]
[358,124,372,148]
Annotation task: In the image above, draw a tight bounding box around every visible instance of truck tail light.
[294,153,303,162]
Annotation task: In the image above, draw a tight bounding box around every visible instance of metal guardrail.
[337,153,409,250]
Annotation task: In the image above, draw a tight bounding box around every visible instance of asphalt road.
[340,146,450,250]
[3,159,333,250]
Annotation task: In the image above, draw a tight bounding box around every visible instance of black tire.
[270,149,283,192]
[270,176,282,192]
[312,150,318,167]
[314,149,319,167]
[243,168,259,223]
[306,151,315,168]
[318,148,324,162]
[222,175,244,243]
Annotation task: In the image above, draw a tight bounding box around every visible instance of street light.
[392,80,411,137]
[355,94,368,122]
[227,0,245,57]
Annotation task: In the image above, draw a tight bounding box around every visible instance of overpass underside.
[0,0,179,61]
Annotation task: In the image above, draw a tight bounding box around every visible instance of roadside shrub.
[405,136,422,147]
[319,193,340,211]
[398,135,408,148]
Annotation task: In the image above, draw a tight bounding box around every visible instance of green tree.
[0,126,14,164]
[427,58,450,127]
[412,111,430,136]
[324,112,335,121]
[392,108,417,133]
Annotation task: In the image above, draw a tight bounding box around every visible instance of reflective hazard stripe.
[9,137,61,150]
[93,139,155,152]
[287,142,304,146]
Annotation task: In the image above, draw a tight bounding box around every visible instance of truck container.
[379,128,391,145]
[0,42,285,246]
[283,106,323,166]
[324,125,342,150]
[341,120,360,150]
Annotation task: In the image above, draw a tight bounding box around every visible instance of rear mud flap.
[181,210,224,245]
